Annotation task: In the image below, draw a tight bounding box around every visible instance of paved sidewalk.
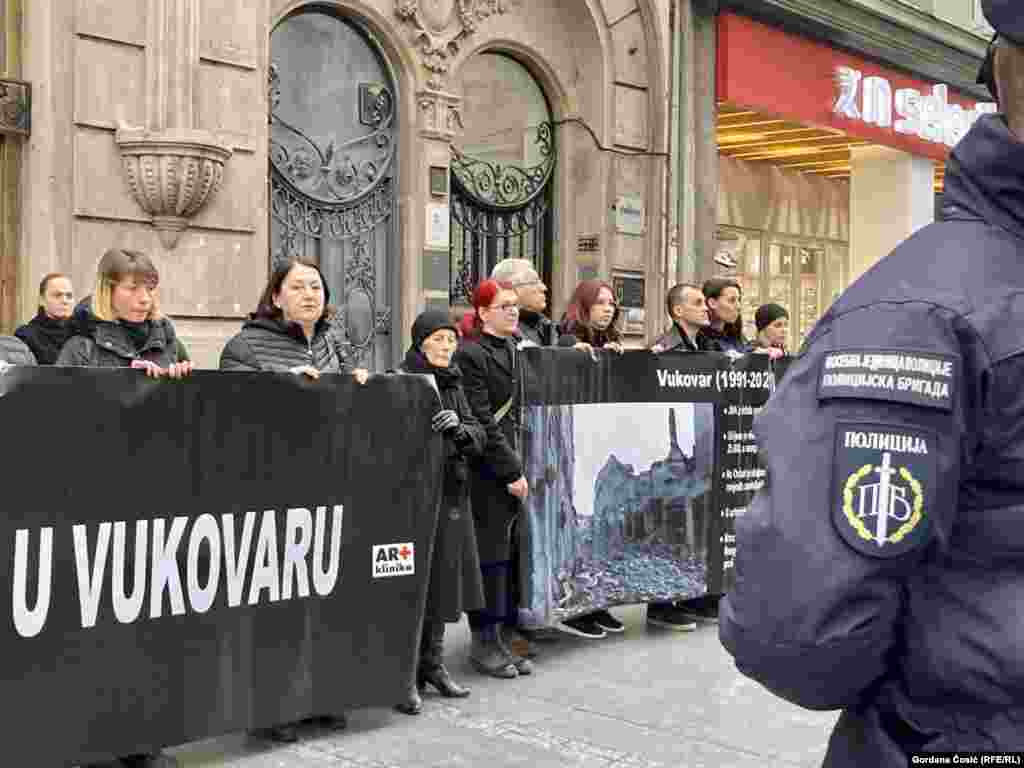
[170,606,837,767]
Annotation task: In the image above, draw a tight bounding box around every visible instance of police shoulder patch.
[832,422,936,558]
[818,348,958,411]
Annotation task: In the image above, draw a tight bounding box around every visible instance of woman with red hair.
[454,280,534,679]
[554,279,627,639]
[557,279,625,353]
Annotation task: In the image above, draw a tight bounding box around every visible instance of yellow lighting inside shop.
[717,103,945,192]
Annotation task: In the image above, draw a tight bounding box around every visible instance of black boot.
[469,624,518,679]
[497,625,534,676]
[395,680,423,715]
[418,622,470,697]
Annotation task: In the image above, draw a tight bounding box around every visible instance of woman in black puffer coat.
[393,310,487,716]
[219,257,368,384]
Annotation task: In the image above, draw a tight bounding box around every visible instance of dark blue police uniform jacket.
[721,113,1024,761]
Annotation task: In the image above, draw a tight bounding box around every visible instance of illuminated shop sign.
[833,67,996,149]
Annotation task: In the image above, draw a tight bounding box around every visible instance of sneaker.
[675,596,721,625]
[557,615,607,639]
[590,609,625,633]
[646,602,697,632]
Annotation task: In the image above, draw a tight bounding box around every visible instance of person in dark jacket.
[58,251,186,768]
[701,278,748,355]
[751,303,788,358]
[454,279,533,679]
[393,310,487,715]
[556,279,625,353]
[651,282,719,355]
[491,259,554,347]
[57,250,190,381]
[14,273,74,364]
[219,257,369,384]
[720,3,1023,759]
[553,280,628,639]
[0,335,37,368]
[220,256,364,742]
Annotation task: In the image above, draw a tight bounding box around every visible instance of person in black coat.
[454,279,533,679]
[219,257,368,384]
[57,250,190,382]
[219,256,364,742]
[393,310,487,715]
[14,272,74,364]
[59,250,187,768]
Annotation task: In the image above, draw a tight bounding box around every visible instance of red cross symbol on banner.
[399,545,412,560]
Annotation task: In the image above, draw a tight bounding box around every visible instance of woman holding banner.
[393,310,488,714]
[554,280,628,639]
[455,279,533,679]
[219,257,368,384]
[56,250,191,380]
[219,256,364,743]
[59,249,187,768]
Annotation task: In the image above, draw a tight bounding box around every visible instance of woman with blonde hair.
[57,249,190,380]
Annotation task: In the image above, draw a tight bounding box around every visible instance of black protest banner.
[0,367,444,767]
[516,349,787,627]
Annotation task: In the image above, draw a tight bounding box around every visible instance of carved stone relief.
[395,0,510,91]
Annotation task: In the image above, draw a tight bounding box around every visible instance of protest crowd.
[8,5,1024,764]
[1,247,788,768]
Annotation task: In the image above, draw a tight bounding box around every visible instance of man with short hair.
[491,259,554,347]
[644,283,722,632]
[651,283,716,353]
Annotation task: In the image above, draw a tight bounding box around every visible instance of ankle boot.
[469,625,518,679]
[496,625,534,676]
[418,622,470,697]
[395,680,423,715]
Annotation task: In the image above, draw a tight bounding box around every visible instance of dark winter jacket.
[720,113,1024,760]
[555,319,620,349]
[517,308,556,347]
[0,336,37,366]
[700,325,748,355]
[219,316,350,374]
[651,323,721,354]
[56,304,180,369]
[397,348,487,621]
[14,310,73,365]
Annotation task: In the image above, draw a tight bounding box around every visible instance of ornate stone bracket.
[417,90,464,141]
[115,127,233,249]
[396,0,510,91]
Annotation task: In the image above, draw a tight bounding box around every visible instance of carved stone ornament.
[115,127,233,249]
[396,0,509,91]
[418,90,464,140]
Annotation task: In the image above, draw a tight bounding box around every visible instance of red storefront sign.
[716,13,996,162]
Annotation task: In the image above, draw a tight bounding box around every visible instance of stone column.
[0,0,22,332]
[849,145,934,281]
[673,0,717,286]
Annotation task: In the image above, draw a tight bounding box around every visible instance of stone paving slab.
[169,606,838,767]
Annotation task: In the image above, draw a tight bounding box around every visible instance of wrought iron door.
[269,10,397,370]
[450,122,555,302]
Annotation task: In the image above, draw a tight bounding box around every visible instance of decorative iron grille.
[449,121,555,303]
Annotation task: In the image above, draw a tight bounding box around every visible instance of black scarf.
[17,310,73,365]
[402,347,462,392]
[119,319,152,352]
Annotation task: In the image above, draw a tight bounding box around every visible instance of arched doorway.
[450,53,555,303]
[269,8,398,370]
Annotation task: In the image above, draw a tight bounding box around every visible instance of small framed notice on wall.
[0,78,31,137]
[615,195,645,236]
[425,203,450,251]
[613,272,646,335]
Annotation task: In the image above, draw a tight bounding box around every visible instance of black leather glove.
[450,424,474,450]
[431,409,460,433]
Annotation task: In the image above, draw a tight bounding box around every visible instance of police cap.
[981,0,1024,47]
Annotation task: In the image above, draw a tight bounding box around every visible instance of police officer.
[720,1,1024,759]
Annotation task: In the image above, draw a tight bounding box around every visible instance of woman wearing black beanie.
[393,309,488,714]
[753,303,789,355]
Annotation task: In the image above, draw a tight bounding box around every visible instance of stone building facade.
[2,0,675,367]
